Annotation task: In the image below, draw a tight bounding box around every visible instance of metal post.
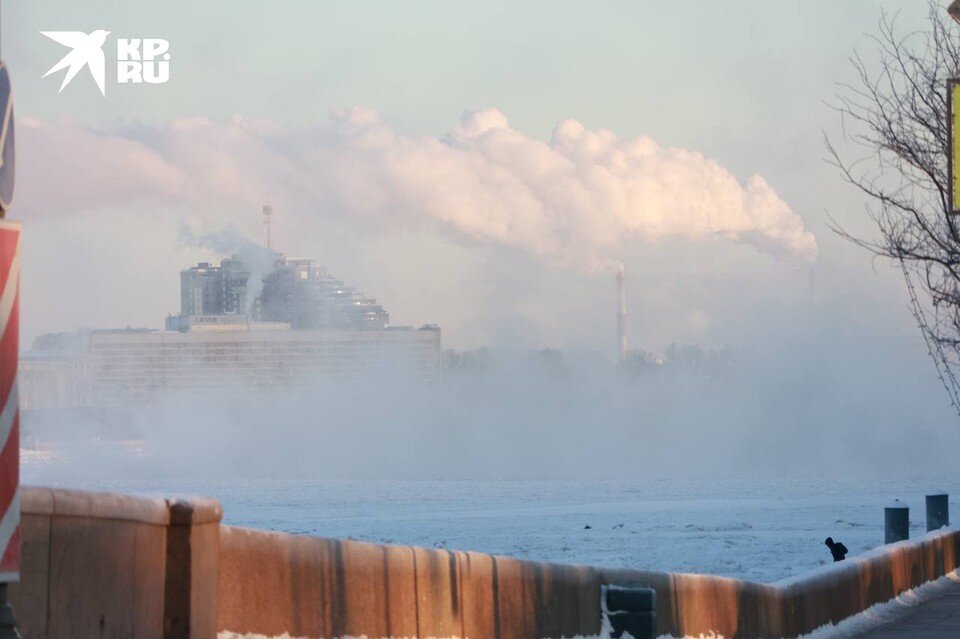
[885,499,910,544]
[604,584,656,639]
[926,492,950,531]
[0,585,20,638]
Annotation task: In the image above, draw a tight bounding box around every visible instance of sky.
[6,1,960,440]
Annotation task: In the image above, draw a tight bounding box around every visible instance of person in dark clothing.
[824,537,848,562]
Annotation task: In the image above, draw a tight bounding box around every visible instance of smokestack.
[262,204,274,251]
[617,266,627,363]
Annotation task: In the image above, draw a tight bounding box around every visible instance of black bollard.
[604,584,656,639]
[0,584,20,638]
[885,499,909,544]
[926,492,949,532]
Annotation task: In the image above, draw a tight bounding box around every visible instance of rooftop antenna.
[262,204,274,251]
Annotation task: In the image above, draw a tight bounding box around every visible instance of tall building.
[220,256,257,316]
[167,254,388,331]
[264,258,389,330]
[180,262,223,316]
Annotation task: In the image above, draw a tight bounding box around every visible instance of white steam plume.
[19,110,817,268]
[179,225,278,316]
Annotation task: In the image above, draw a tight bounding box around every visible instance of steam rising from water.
[22,339,960,483]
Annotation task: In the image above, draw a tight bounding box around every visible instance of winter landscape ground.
[21,453,956,584]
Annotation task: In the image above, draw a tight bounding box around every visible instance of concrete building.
[21,325,442,408]
[18,354,91,411]
[221,256,254,316]
[180,262,224,316]
[168,254,388,331]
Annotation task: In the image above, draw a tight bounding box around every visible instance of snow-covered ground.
[21,452,958,584]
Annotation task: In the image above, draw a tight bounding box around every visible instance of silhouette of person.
[824,537,847,562]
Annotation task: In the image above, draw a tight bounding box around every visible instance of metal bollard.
[926,492,949,531]
[0,584,18,639]
[604,584,656,639]
[885,499,910,544]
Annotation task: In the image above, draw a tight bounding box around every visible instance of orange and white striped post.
[0,220,18,585]
[0,56,19,637]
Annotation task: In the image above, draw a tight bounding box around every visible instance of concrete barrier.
[217,526,602,639]
[165,497,223,638]
[217,526,960,639]
[9,486,960,639]
[9,486,221,639]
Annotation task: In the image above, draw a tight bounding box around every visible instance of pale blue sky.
[8,2,929,138]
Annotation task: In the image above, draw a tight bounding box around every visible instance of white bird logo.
[40,30,111,96]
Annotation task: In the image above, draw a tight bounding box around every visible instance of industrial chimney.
[263,204,274,250]
[617,266,627,363]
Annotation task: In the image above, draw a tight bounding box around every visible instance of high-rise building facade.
[169,254,388,331]
[180,262,223,316]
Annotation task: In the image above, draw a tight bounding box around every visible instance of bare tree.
[828,2,960,413]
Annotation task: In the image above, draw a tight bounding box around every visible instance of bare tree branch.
[828,2,960,413]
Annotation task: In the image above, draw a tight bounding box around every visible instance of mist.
[22,327,959,484]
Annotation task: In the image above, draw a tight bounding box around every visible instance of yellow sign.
[952,80,960,214]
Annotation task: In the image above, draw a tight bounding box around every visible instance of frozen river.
[20,458,958,583]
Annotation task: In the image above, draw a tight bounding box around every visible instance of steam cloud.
[21,340,960,482]
[179,225,278,316]
[19,109,816,269]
